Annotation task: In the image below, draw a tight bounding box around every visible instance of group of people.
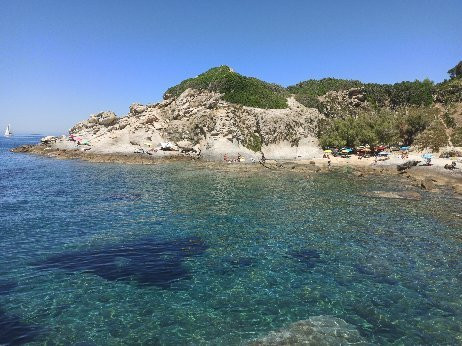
[223,153,262,164]
[224,153,244,163]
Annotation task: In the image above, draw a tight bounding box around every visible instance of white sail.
[4,124,12,136]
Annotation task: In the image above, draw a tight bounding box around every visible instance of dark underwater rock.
[0,309,42,345]
[215,256,255,275]
[32,236,207,288]
[289,249,321,269]
[354,264,399,286]
[0,280,17,295]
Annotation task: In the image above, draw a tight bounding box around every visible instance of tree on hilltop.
[448,61,462,79]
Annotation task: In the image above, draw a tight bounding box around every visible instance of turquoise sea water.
[1,136,462,345]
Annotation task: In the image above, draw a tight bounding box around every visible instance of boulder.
[453,184,462,195]
[97,111,117,126]
[177,140,194,150]
[130,103,147,115]
[397,160,421,171]
[40,136,58,144]
[420,178,435,191]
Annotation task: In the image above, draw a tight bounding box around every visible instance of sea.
[1,135,462,345]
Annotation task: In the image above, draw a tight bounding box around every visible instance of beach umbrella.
[324,149,332,153]
[400,146,410,151]
[378,151,389,156]
[422,153,433,159]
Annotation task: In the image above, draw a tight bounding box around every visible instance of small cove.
[1,136,462,344]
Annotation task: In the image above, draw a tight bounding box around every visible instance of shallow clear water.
[1,136,462,345]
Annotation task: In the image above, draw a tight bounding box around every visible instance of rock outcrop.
[60,88,324,161]
[248,316,367,345]
[69,111,118,133]
[318,88,369,118]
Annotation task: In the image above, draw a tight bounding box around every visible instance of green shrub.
[318,110,400,149]
[244,133,263,152]
[164,66,288,109]
[287,78,362,109]
[443,112,456,128]
[414,120,449,151]
[396,107,437,145]
[435,78,462,103]
[287,78,434,113]
[452,127,462,147]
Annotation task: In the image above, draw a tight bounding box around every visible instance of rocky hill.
[65,79,323,161]
[34,63,462,160]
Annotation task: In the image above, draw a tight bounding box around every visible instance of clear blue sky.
[1,0,461,134]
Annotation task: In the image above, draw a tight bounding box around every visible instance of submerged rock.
[453,184,462,195]
[362,191,421,200]
[248,315,368,345]
[32,236,207,288]
[0,309,42,345]
[0,280,17,295]
[420,178,435,191]
[289,249,322,269]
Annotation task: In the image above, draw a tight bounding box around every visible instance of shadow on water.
[214,256,255,275]
[354,264,399,286]
[0,309,42,345]
[32,236,207,288]
[288,248,322,269]
[0,281,18,295]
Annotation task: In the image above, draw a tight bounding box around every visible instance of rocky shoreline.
[12,142,462,199]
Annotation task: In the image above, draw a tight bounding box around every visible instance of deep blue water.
[1,136,462,345]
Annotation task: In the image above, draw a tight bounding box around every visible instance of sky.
[1,0,461,134]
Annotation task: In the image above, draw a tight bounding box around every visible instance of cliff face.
[65,88,324,161]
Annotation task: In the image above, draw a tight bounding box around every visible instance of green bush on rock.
[164,66,288,109]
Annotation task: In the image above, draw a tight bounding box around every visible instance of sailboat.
[4,124,12,137]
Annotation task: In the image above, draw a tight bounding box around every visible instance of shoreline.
[11,144,462,194]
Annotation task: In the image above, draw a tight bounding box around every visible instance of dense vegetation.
[452,127,462,147]
[318,107,444,149]
[164,66,289,109]
[286,78,362,109]
[287,78,434,110]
